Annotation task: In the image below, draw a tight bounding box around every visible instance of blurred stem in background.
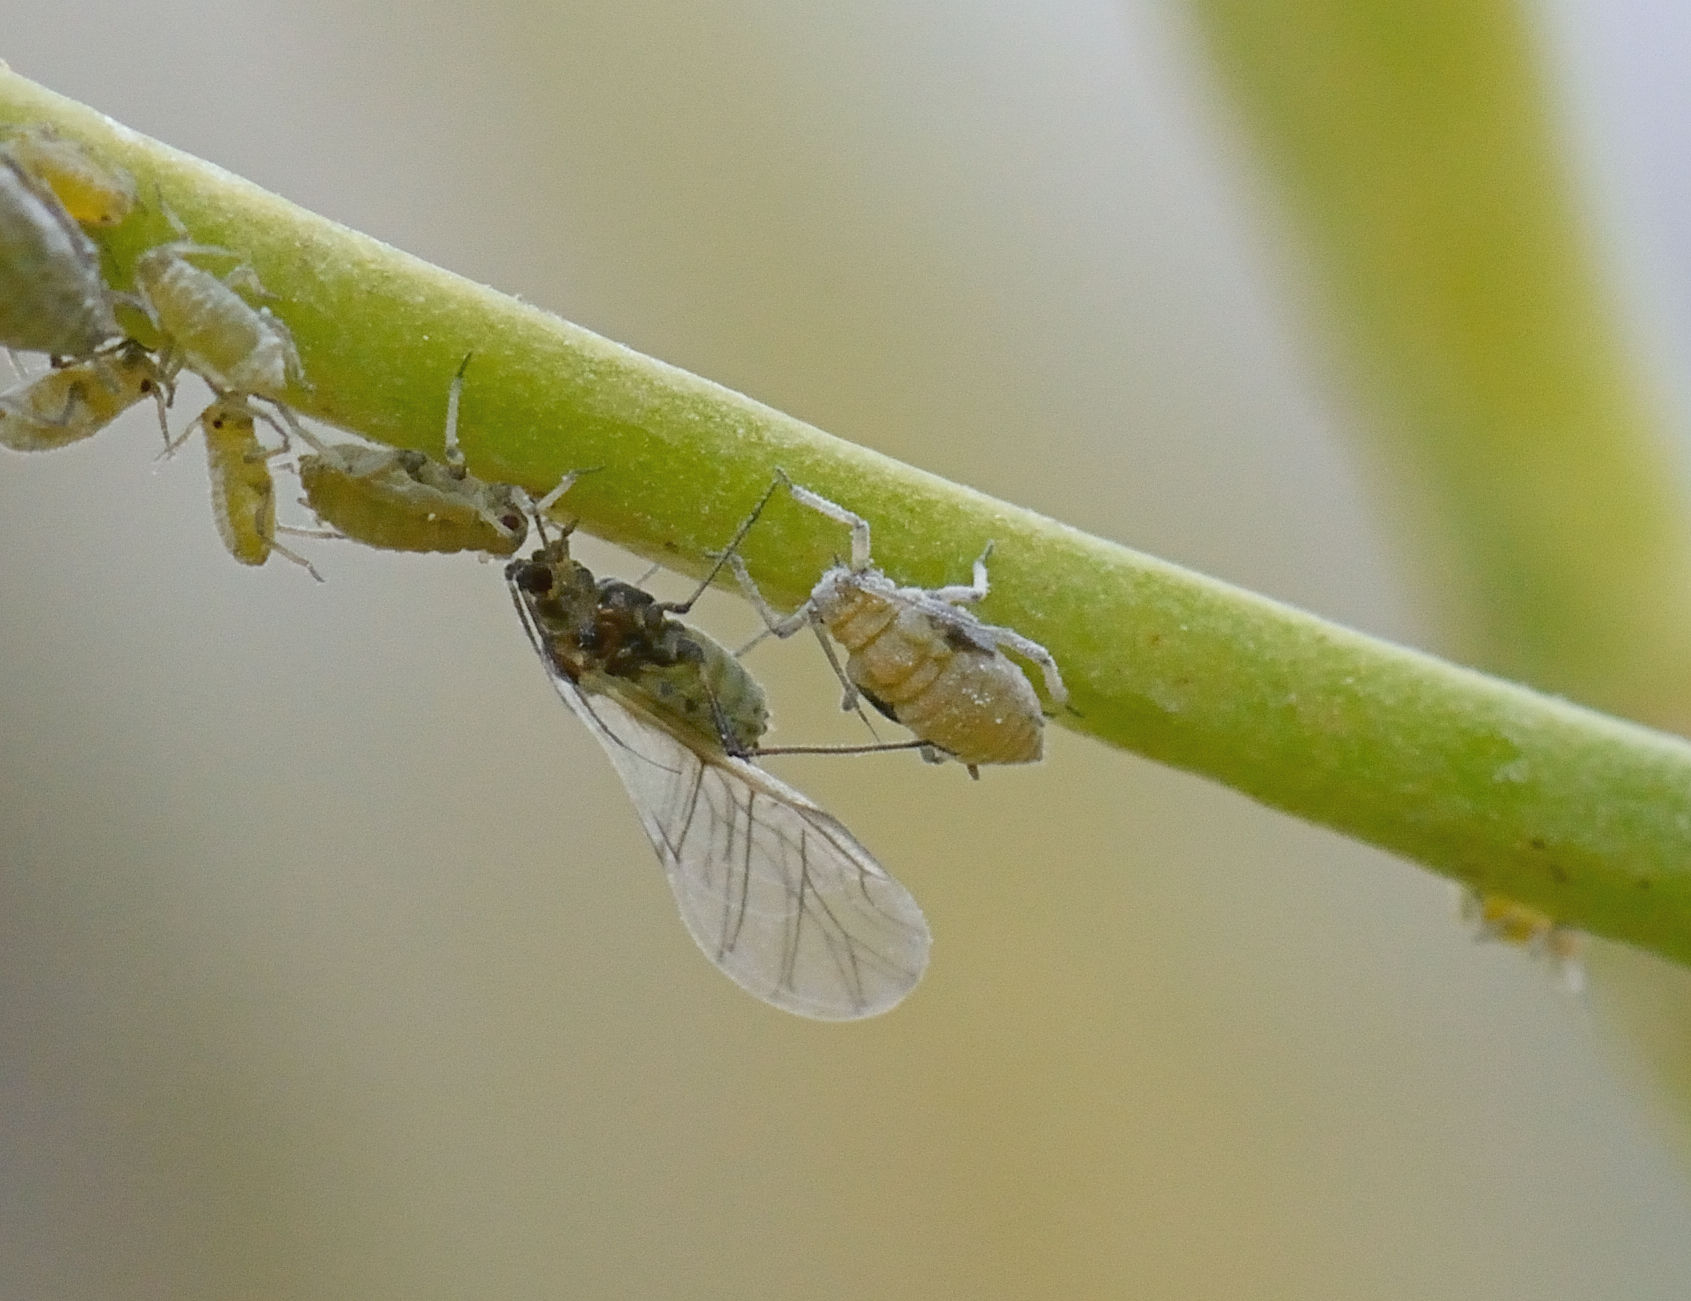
[1185,0,1691,1156]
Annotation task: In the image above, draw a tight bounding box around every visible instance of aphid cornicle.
[0,151,121,357]
[0,339,172,452]
[296,358,528,555]
[133,236,300,402]
[183,394,318,579]
[724,473,1068,772]
[507,525,931,1021]
[2,125,136,228]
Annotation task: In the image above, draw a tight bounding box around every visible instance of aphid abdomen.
[0,156,119,356]
[201,401,277,566]
[890,644,1044,765]
[298,449,523,555]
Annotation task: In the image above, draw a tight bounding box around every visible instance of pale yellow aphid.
[0,340,171,452]
[724,473,1067,773]
[176,395,318,579]
[1458,888,1585,994]
[133,235,301,401]
[2,124,136,228]
[0,152,120,357]
[295,357,527,555]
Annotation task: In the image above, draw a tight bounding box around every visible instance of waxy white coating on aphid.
[132,242,300,399]
[2,125,136,228]
[508,525,929,1020]
[0,340,171,452]
[295,359,527,555]
[0,153,120,356]
[729,475,1067,769]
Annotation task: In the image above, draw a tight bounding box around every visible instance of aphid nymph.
[0,151,120,357]
[1458,887,1585,994]
[0,339,172,452]
[722,472,1067,773]
[507,513,930,1020]
[296,356,527,556]
[2,124,136,228]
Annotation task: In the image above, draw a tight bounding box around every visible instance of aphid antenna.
[269,536,325,584]
[660,472,788,616]
[754,739,936,759]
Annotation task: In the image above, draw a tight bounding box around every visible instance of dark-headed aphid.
[0,152,120,356]
[508,524,929,1020]
[724,473,1067,773]
[133,236,300,402]
[1459,888,1584,993]
[0,339,171,452]
[2,125,136,228]
[177,395,319,579]
[296,358,527,555]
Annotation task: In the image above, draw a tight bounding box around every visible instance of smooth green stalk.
[8,66,1691,967]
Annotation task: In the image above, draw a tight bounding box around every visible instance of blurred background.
[6,0,1691,1296]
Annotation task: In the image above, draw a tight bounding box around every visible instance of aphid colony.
[0,120,1084,1018]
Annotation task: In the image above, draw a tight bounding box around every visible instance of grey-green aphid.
[506,516,930,1021]
[0,151,120,356]
[0,340,172,452]
[295,357,527,555]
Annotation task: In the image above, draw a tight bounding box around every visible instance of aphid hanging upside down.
[0,150,120,357]
[172,394,319,580]
[296,357,527,556]
[508,519,930,1021]
[723,472,1067,773]
[1458,888,1584,994]
[0,339,172,452]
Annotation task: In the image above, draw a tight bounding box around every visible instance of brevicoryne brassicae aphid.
[717,471,1067,776]
[295,355,528,556]
[0,338,173,452]
[506,507,930,1021]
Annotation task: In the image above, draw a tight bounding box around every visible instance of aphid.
[1458,888,1585,994]
[0,151,120,356]
[2,124,136,228]
[723,472,1067,773]
[0,339,171,452]
[296,357,527,555]
[133,234,300,401]
[507,525,930,1020]
[180,394,319,579]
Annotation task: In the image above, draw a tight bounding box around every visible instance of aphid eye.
[499,512,523,532]
[138,380,153,394]
[514,563,553,595]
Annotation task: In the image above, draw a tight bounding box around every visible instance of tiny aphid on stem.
[0,339,172,452]
[2,125,136,228]
[0,151,120,357]
[720,472,1067,774]
[507,516,930,1020]
[170,394,319,580]
[133,224,301,406]
[1458,888,1585,994]
[296,357,527,556]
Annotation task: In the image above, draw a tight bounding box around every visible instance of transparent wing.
[550,673,930,1020]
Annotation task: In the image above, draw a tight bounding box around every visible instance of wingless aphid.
[507,519,931,1020]
[0,151,120,356]
[2,125,137,228]
[296,357,527,555]
[173,394,319,579]
[0,339,172,452]
[132,228,301,405]
[722,472,1067,774]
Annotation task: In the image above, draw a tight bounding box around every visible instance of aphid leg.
[533,470,586,519]
[928,541,994,605]
[0,378,86,430]
[723,553,814,640]
[663,474,787,615]
[443,353,471,476]
[266,532,324,583]
[779,471,874,572]
[991,626,1068,707]
[258,307,307,388]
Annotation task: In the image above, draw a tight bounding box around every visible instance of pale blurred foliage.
[4,2,1691,1298]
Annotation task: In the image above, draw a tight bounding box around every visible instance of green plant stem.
[8,66,1691,966]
